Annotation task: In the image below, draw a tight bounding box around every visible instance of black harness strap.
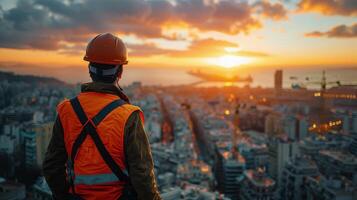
[92,100,126,126]
[68,97,128,194]
[69,98,88,164]
[69,98,87,125]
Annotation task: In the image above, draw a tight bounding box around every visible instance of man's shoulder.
[121,103,142,113]
[119,103,144,123]
[56,98,71,113]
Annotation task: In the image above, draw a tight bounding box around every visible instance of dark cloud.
[254,1,288,20]
[305,23,357,38]
[0,0,92,50]
[128,43,168,57]
[298,0,357,16]
[175,0,261,34]
[0,0,287,51]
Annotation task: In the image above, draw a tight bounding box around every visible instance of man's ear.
[117,70,122,79]
[117,65,123,79]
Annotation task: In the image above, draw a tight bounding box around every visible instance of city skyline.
[0,67,357,199]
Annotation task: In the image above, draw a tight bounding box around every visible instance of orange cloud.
[298,0,357,16]
[128,43,168,57]
[168,39,239,57]
[128,38,268,58]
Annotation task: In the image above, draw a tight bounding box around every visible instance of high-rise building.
[265,112,309,141]
[283,115,309,141]
[281,157,319,200]
[214,147,246,200]
[24,130,37,168]
[241,145,269,170]
[274,70,283,92]
[340,111,357,134]
[284,115,297,140]
[298,116,309,140]
[0,124,20,154]
[268,137,300,187]
[265,113,284,136]
[342,113,351,134]
[23,122,53,168]
[240,168,277,200]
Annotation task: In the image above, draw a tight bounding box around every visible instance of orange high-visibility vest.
[57,92,143,200]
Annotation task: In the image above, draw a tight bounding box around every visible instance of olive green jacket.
[43,82,161,200]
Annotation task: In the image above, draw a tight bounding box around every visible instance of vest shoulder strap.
[92,99,127,126]
[68,97,129,190]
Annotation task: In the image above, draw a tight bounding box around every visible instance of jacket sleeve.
[43,116,70,200]
[124,110,162,200]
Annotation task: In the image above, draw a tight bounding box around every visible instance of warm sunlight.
[206,55,251,68]
[1,1,357,199]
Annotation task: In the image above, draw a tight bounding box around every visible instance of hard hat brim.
[83,56,128,65]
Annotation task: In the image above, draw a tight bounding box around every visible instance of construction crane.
[290,70,341,112]
[230,98,240,157]
[290,70,341,91]
[291,70,357,134]
[223,94,241,157]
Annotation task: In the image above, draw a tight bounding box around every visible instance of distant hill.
[0,71,70,87]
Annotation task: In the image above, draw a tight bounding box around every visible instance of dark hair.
[89,62,123,83]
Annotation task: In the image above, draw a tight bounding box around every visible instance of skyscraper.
[274,70,283,92]
[268,137,300,187]
[281,157,319,200]
[214,148,246,200]
[23,122,53,168]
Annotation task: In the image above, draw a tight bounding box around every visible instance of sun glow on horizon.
[205,55,251,68]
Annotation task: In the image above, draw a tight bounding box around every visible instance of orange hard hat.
[83,33,128,65]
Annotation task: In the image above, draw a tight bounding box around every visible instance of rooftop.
[319,150,357,165]
[287,156,318,170]
[244,169,275,188]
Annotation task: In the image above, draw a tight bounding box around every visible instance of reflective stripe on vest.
[74,173,118,185]
[74,169,129,185]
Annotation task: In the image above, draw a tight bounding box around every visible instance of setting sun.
[206,55,251,68]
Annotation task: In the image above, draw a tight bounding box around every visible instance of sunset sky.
[0,0,356,82]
